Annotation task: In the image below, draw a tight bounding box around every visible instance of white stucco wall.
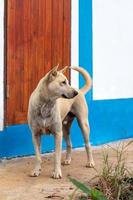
[0,0,4,130]
[93,0,133,100]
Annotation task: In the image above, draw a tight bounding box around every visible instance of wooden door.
[6,0,71,125]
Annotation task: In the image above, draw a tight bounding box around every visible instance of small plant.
[69,177,107,200]
[69,140,133,200]
[93,141,133,200]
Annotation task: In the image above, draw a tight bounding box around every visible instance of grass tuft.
[93,141,133,200]
[69,140,133,200]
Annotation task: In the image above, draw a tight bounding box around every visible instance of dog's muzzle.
[73,90,78,97]
[62,90,78,99]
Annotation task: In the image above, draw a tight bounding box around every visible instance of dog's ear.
[53,63,59,71]
[59,66,69,74]
[48,64,59,81]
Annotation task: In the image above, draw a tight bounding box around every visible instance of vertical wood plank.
[23,0,30,112]
[52,0,63,69]
[37,0,46,77]
[44,0,52,73]
[63,0,71,78]
[29,0,38,92]
[7,0,16,124]
[14,0,24,114]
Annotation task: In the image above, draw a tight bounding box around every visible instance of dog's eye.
[62,81,66,84]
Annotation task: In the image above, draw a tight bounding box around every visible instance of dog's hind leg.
[30,132,42,177]
[77,117,95,168]
[62,127,72,165]
[62,113,74,165]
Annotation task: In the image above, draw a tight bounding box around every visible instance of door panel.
[6,0,71,125]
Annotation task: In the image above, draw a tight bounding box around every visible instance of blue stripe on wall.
[0,123,85,158]
[79,0,92,101]
[1,97,133,158]
[89,99,133,145]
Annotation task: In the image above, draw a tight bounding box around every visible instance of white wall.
[0,0,4,130]
[93,0,133,100]
[71,0,79,89]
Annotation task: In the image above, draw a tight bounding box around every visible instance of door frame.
[0,0,79,130]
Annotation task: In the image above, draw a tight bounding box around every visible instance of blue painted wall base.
[0,97,133,158]
[89,99,133,145]
[0,121,86,158]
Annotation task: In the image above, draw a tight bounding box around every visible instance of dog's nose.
[73,90,78,97]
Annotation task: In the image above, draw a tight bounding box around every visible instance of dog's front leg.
[52,131,62,179]
[30,133,42,177]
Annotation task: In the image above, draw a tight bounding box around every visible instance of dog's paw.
[30,168,41,177]
[86,161,95,168]
[52,169,62,179]
[61,159,71,166]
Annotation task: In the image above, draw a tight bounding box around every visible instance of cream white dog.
[28,65,94,179]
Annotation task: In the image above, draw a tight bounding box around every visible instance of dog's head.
[46,65,78,99]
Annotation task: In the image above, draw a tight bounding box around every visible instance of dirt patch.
[0,141,133,200]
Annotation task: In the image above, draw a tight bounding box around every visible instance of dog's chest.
[41,101,56,119]
[40,101,59,131]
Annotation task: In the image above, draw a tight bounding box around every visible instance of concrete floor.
[0,140,133,200]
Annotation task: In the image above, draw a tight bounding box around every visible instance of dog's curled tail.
[71,66,92,94]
